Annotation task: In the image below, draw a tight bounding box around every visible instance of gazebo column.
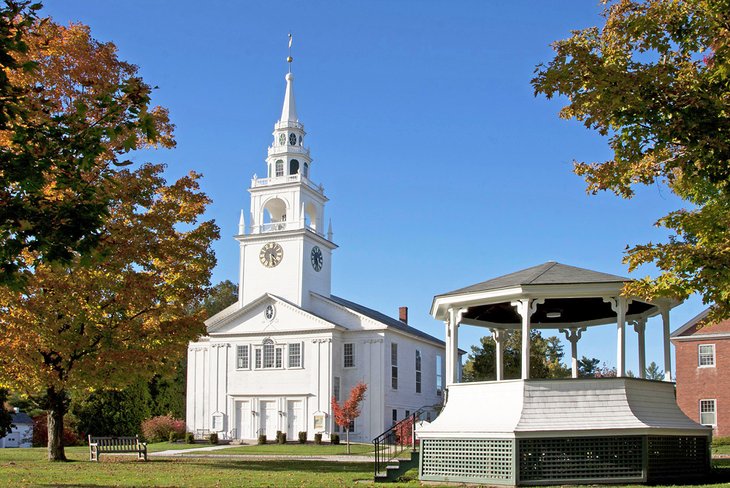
[446,307,464,386]
[631,318,647,379]
[560,327,586,378]
[444,318,452,389]
[660,304,672,381]
[490,328,507,381]
[512,298,542,380]
[604,297,628,377]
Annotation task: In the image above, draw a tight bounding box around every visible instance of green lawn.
[1,447,729,487]
[0,447,385,487]
[218,442,373,456]
[713,443,730,455]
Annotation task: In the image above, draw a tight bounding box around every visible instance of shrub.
[314,433,322,445]
[168,431,178,443]
[32,414,80,447]
[713,436,730,447]
[330,433,340,445]
[140,415,185,443]
[278,432,286,444]
[298,431,307,444]
[209,433,218,445]
[258,434,267,445]
[185,432,195,444]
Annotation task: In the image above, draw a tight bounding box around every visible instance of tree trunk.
[46,388,68,462]
[346,429,350,454]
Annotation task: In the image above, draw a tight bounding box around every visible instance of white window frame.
[288,342,303,368]
[275,160,284,177]
[236,344,250,370]
[343,343,354,368]
[700,399,716,426]
[415,349,422,394]
[436,354,443,396]
[698,344,716,368]
[254,338,284,370]
[391,343,398,390]
[333,376,341,402]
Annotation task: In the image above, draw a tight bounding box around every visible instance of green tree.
[0,8,174,288]
[463,330,570,381]
[0,389,14,438]
[577,356,601,377]
[200,280,238,317]
[71,378,151,438]
[532,0,730,322]
[645,361,665,380]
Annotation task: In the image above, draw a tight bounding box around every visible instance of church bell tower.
[236,50,336,310]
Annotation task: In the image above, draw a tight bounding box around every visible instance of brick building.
[671,308,730,437]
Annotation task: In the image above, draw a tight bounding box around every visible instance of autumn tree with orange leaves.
[0,3,174,287]
[0,164,218,461]
[331,382,367,454]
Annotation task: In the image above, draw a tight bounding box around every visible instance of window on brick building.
[698,344,715,367]
[700,399,716,426]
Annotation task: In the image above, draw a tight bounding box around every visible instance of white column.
[445,309,454,387]
[451,309,464,385]
[660,304,673,381]
[632,318,647,379]
[491,328,507,381]
[512,299,536,380]
[604,297,627,377]
[560,327,586,378]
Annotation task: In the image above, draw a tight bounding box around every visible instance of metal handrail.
[373,407,428,478]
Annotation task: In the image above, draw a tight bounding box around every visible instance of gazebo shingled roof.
[437,261,629,298]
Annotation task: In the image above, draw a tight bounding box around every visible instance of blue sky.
[42,1,705,375]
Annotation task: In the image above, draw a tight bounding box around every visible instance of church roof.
[438,261,629,298]
[327,295,447,348]
[11,412,32,425]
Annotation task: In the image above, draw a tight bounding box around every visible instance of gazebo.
[417,262,711,486]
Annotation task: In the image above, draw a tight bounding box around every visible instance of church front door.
[236,400,252,439]
[259,400,277,438]
[286,400,303,439]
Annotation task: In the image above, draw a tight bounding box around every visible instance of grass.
[219,442,373,456]
[1,446,729,487]
[0,447,385,487]
[713,443,730,455]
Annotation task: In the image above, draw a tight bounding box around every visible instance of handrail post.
[411,412,416,452]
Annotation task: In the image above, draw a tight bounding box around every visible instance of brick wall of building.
[673,318,730,438]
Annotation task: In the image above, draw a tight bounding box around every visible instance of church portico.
[419,262,711,486]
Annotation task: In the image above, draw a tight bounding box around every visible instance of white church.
[186,61,447,443]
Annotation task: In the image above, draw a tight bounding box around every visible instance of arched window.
[303,162,309,178]
[263,339,275,368]
[275,160,284,177]
[290,159,299,175]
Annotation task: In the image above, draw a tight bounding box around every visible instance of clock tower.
[236,63,336,309]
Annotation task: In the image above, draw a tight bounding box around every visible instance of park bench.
[88,435,147,462]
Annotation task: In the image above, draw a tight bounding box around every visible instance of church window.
[436,355,443,396]
[391,343,398,390]
[255,348,262,369]
[343,343,354,368]
[392,409,398,426]
[303,162,309,178]
[699,344,715,367]
[346,420,354,432]
[275,347,283,368]
[700,399,716,426]
[275,160,284,177]
[290,159,299,175]
[415,350,422,393]
[263,339,275,368]
[288,343,302,368]
[237,345,249,369]
[333,376,341,402]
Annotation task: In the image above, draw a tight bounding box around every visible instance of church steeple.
[280,73,298,123]
[237,44,337,309]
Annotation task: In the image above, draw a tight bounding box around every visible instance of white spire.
[238,209,245,235]
[280,72,298,123]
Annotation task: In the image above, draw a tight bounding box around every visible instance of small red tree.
[331,382,367,454]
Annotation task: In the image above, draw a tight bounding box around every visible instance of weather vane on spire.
[287,33,293,72]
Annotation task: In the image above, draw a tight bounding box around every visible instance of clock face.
[289,133,297,145]
[279,133,286,145]
[259,242,283,268]
[311,246,323,272]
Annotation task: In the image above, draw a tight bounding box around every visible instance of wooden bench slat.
[88,435,147,462]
